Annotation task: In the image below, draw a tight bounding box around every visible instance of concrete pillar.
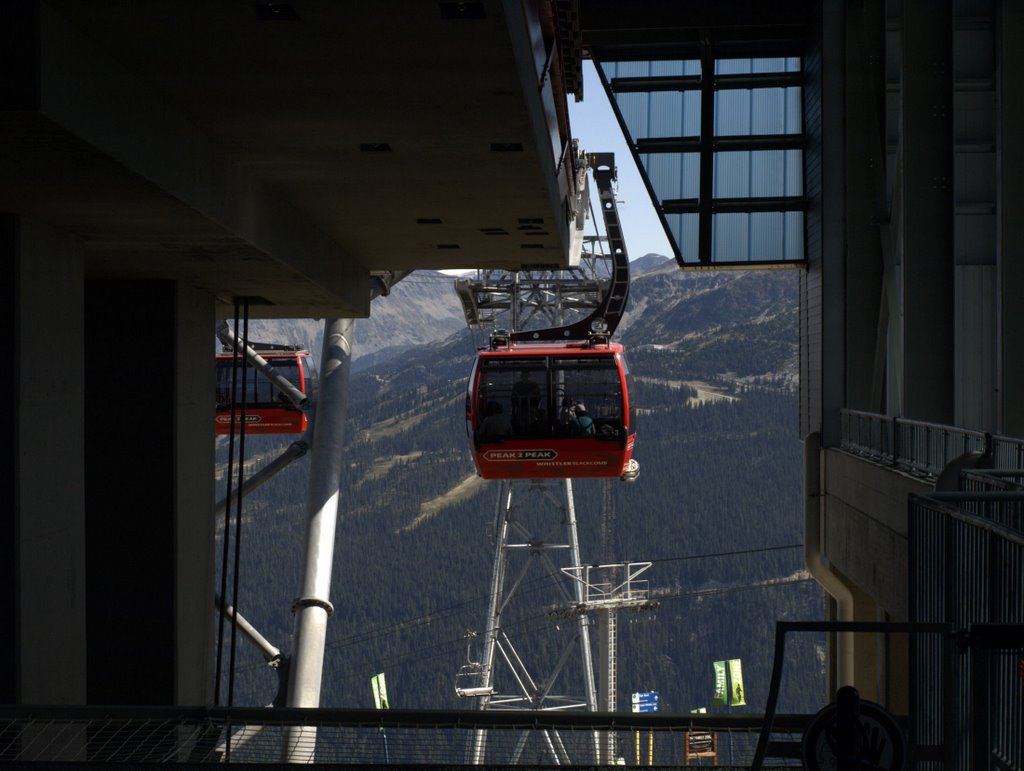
[0,214,13,705]
[809,0,848,446]
[844,0,886,413]
[84,280,174,704]
[14,217,88,704]
[998,2,1024,435]
[848,586,879,702]
[900,0,955,422]
[83,279,216,706]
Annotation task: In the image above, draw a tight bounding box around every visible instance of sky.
[568,61,673,261]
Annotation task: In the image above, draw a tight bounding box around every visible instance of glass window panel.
[712,212,804,262]
[613,91,700,141]
[551,357,622,431]
[712,212,750,260]
[478,359,532,436]
[664,212,700,263]
[785,211,805,259]
[216,362,232,407]
[647,90,684,136]
[648,60,699,76]
[785,87,803,132]
[715,90,751,134]
[218,358,302,407]
[785,148,804,194]
[750,150,785,196]
[714,150,803,198]
[717,58,801,75]
[601,60,698,79]
[478,357,624,438]
[716,58,753,75]
[616,92,651,140]
[714,152,751,197]
[599,54,806,268]
[751,88,802,133]
[601,61,648,79]
[643,152,699,201]
[716,88,802,136]
[752,57,789,73]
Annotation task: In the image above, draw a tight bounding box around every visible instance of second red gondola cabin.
[215,349,316,435]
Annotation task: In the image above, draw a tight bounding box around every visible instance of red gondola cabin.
[215,350,316,435]
[467,341,636,480]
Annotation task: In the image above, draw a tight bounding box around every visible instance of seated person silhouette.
[511,371,541,431]
[476,401,512,441]
[568,402,595,436]
[528,408,549,436]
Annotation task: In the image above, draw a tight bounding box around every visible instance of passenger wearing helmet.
[568,402,595,436]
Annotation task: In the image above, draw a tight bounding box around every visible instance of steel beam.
[899,0,954,422]
[998,2,1024,434]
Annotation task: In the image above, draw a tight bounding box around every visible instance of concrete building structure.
[2,0,1021,759]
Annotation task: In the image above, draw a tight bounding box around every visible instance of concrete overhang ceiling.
[2,1,577,317]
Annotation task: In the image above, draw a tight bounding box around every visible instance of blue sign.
[631,691,660,713]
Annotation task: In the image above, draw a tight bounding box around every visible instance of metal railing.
[960,469,1024,493]
[909,493,1024,771]
[840,409,1024,478]
[0,705,808,767]
[750,621,954,771]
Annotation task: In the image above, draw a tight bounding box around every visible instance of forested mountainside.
[231,270,463,371]
[215,259,823,721]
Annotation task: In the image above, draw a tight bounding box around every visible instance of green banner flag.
[729,659,746,706]
[371,672,390,710]
[712,661,728,707]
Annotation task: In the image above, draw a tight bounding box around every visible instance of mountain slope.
[230,270,463,368]
[216,261,821,720]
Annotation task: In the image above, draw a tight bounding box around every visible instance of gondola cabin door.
[215,351,316,435]
[467,343,634,479]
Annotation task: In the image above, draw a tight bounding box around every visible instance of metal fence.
[960,469,1024,493]
[840,409,1024,478]
[0,705,808,767]
[750,621,953,771]
[909,493,1024,771]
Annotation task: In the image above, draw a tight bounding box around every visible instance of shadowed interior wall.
[0,214,17,704]
[15,218,86,705]
[85,280,175,704]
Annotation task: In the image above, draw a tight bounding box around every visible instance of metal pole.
[215,594,282,664]
[215,436,311,519]
[564,479,600,764]
[470,481,513,765]
[284,318,354,763]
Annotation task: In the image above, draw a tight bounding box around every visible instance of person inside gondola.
[568,402,595,436]
[511,370,541,432]
[476,401,512,441]
[528,408,550,436]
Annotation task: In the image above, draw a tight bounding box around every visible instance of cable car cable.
[227,299,251,717]
[235,553,813,682]
[214,302,242,706]
[312,545,805,658]
[324,577,820,688]
[648,543,803,565]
